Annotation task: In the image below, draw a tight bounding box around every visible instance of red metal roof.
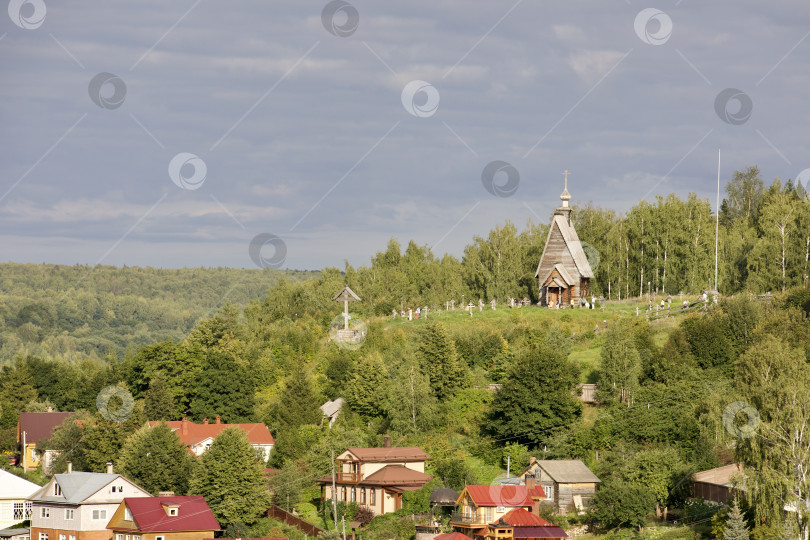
[499,509,552,527]
[435,533,474,540]
[463,485,533,507]
[149,419,275,446]
[17,412,75,444]
[513,525,568,538]
[121,496,220,532]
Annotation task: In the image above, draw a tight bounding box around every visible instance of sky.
[2,0,809,270]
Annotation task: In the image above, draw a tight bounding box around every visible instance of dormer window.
[125,507,133,521]
[161,505,180,517]
[111,486,123,493]
[169,508,178,516]
[54,484,62,496]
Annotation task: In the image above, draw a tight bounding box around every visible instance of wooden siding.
[691,482,731,505]
[537,223,583,306]
[554,483,597,514]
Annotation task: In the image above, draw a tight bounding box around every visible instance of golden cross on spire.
[563,169,570,189]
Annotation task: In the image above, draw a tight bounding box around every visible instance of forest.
[1,165,809,540]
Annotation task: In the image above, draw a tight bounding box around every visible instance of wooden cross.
[563,169,571,188]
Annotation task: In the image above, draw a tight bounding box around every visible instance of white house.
[0,469,39,528]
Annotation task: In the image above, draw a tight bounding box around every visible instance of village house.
[534,175,594,307]
[106,496,219,540]
[147,417,274,461]
[28,463,151,540]
[17,411,75,472]
[317,436,431,516]
[448,481,546,537]
[520,459,601,514]
[690,463,745,505]
[0,469,39,529]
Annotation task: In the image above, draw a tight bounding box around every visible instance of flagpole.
[715,149,720,291]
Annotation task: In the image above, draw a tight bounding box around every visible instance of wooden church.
[535,173,594,307]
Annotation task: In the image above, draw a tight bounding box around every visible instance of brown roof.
[362,465,432,486]
[692,464,745,487]
[530,460,601,483]
[345,447,430,462]
[17,412,75,445]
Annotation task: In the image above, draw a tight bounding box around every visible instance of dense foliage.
[1,166,809,538]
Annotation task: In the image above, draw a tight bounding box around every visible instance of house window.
[544,485,554,500]
[111,486,123,493]
[341,487,347,501]
[351,488,356,502]
[156,536,165,540]
[54,484,62,496]
[41,508,50,518]
[168,508,178,516]
[65,508,74,520]
[133,536,140,540]
[125,507,133,521]
[92,509,107,520]
[14,502,30,520]
[360,488,366,504]
[369,489,376,505]
[70,536,75,540]
[38,534,48,540]
[59,535,66,540]
[117,535,124,540]
[485,507,493,522]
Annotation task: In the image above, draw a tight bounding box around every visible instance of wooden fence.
[267,505,326,537]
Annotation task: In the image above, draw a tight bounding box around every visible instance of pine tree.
[416,322,463,401]
[118,423,195,495]
[189,427,272,527]
[345,352,388,419]
[144,373,175,421]
[723,498,750,540]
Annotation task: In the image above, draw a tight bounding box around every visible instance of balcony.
[336,472,362,483]
[449,512,486,527]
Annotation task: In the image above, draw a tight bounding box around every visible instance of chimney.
[158,491,175,497]
[529,456,536,465]
[215,415,221,424]
[66,461,72,474]
[525,474,535,490]
[383,435,391,448]
[47,406,53,412]
[203,418,208,425]
[106,462,114,474]
[182,417,188,435]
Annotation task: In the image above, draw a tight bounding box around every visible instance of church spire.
[560,170,571,207]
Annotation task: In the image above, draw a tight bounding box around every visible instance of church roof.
[535,215,594,279]
[539,263,576,288]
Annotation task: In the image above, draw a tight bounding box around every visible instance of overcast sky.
[2,0,809,270]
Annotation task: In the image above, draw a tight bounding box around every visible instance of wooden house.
[147,417,274,461]
[17,411,75,472]
[520,459,600,514]
[691,464,745,505]
[317,437,431,516]
[29,463,151,540]
[107,496,219,540]
[535,176,594,307]
[0,469,39,528]
[449,482,545,537]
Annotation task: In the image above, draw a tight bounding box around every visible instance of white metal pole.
[715,149,721,291]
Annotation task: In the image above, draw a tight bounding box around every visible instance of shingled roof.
[535,216,594,280]
[345,447,430,462]
[531,460,601,483]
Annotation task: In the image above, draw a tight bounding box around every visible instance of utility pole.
[331,449,338,531]
[715,149,721,292]
[342,516,347,540]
